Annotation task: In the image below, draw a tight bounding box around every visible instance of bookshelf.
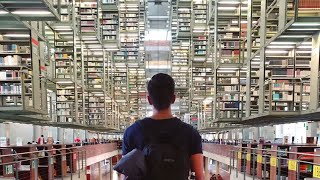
[0,34,38,112]
[84,52,106,126]
[177,0,191,38]
[0,148,14,178]
[54,37,77,123]
[102,0,120,49]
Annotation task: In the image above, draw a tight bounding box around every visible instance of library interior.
[0,0,320,179]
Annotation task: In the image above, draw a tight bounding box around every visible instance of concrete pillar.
[258,0,267,114]
[109,158,113,180]
[98,161,102,180]
[216,161,220,174]
[310,32,320,110]
[245,0,252,117]
[306,122,317,137]
[278,0,287,29]
[204,157,210,179]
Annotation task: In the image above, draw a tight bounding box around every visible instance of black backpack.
[137,118,190,180]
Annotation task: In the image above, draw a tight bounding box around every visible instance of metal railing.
[0,146,89,180]
[228,145,320,180]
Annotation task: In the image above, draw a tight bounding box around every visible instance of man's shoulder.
[179,121,199,134]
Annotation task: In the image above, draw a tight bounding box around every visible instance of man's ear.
[147,96,153,105]
[171,94,176,104]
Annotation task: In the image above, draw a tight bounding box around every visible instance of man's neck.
[151,108,174,120]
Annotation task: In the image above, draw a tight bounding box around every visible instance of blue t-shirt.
[122,117,203,156]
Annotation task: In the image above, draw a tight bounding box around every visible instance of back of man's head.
[147,73,175,111]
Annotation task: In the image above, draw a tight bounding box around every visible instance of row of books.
[103,20,118,24]
[0,45,30,53]
[103,0,116,4]
[0,71,20,80]
[120,14,137,18]
[120,27,138,31]
[0,84,22,94]
[0,56,29,66]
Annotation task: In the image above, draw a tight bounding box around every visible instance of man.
[122,73,204,180]
[37,135,45,145]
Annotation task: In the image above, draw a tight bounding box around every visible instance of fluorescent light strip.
[270,42,296,45]
[292,22,320,26]
[265,50,288,54]
[267,45,295,49]
[4,34,29,37]
[12,10,51,15]
[0,10,8,14]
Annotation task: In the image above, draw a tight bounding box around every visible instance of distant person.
[122,73,204,180]
[37,135,45,145]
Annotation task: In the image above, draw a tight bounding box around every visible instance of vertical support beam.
[310,32,320,110]
[204,157,210,179]
[31,22,41,110]
[39,41,47,112]
[213,0,218,120]
[216,161,220,174]
[72,0,79,123]
[278,0,287,30]
[258,0,267,114]
[245,0,252,117]
[103,50,107,127]
[80,40,85,125]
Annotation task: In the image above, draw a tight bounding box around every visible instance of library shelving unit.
[11,145,37,180]
[54,36,78,124]
[36,144,54,180]
[209,0,247,125]
[245,143,258,176]
[0,148,14,178]
[242,0,320,124]
[237,143,248,172]
[0,31,49,117]
[53,144,67,177]
[84,51,106,126]
[269,144,291,180]
[256,143,272,179]
[288,146,317,180]
[119,0,140,118]
[101,0,120,49]
[177,0,192,38]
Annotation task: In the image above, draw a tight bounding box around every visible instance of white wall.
[9,123,33,145]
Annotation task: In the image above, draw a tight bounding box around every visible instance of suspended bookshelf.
[0,35,34,111]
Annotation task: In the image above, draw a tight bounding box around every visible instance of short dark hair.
[147,73,175,110]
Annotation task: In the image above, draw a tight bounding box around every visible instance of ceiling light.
[4,34,29,37]
[56,81,73,84]
[292,22,320,26]
[270,41,296,45]
[218,67,239,70]
[0,10,8,14]
[217,70,236,73]
[251,61,260,64]
[296,51,311,53]
[267,45,295,48]
[12,10,51,15]
[301,42,312,45]
[280,35,309,38]
[218,1,240,4]
[289,28,320,31]
[265,50,288,54]
[297,46,312,49]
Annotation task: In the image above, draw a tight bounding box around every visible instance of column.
[310,32,320,110]
[258,0,267,113]
[278,0,287,30]
[245,0,252,117]
[215,161,220,174]
[204,157,210,179]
